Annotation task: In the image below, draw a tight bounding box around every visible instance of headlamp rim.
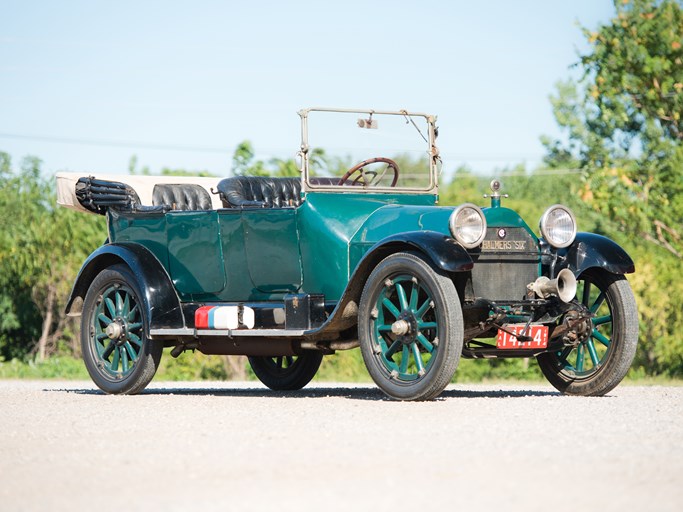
[449,203,487,249]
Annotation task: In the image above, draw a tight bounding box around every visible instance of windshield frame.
[297,107,439,195]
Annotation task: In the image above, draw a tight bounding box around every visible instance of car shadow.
[47,385,561,401]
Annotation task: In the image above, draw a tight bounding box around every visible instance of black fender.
[360,231,474,274]
[65,242,185,331]
[556,232,635,277]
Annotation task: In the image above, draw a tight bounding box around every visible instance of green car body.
[62,107,639,400]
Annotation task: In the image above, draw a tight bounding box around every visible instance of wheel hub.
[391,311,418,345]
[105,318,127,346]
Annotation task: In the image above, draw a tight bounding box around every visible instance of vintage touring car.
[57,108,638,400]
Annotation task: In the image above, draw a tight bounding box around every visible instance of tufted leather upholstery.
[152,184,213,211]
[216,176,302,208]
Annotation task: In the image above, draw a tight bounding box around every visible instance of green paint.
[167,211,225,294]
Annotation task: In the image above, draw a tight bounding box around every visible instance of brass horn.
[529,268,577,303]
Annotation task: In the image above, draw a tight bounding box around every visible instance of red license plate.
[496,324,549,349]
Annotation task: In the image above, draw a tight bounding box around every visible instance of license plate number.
[496,324,549,349]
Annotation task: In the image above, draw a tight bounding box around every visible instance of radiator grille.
[469,227,539,302]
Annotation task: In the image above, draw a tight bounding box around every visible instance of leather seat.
[152,184,213,211]
[216,176,302,208]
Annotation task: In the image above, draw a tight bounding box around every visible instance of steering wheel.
[338,157,400,187]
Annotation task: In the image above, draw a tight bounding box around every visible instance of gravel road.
[0,380,681,512]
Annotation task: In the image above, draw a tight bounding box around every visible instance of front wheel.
[248,352,324,391]
[359,252,464,401]
[537,269,638,396]
[81,264,163,394]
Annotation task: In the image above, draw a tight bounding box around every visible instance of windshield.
[300,108,438,193]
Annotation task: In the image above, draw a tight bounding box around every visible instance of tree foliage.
[544,0,683,256]
[543,0,683,375]
[0,153,105,361]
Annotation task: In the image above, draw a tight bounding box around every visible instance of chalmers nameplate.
[481,240,527,251]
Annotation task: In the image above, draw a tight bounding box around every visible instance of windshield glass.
[302,109,436,192]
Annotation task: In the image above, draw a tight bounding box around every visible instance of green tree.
[543,0,683,375]
[0,153,105,361]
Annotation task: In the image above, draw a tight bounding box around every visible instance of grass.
[1,352,680,386]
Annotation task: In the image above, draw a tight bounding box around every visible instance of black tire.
[248,352,324,391]
[81,264,163,394]
[537,269,638,396]
[359,252,464,401]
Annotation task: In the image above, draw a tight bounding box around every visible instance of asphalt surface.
[0,380,681,512]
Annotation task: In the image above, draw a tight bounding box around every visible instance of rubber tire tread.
[248,351,324,391]
[81,264,163,395]
[537,270,638,396]
[359,251,463,401]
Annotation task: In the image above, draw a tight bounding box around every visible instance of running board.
[150,328,308,338]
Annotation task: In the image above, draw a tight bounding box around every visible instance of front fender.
[556,232,635,276]
[66,243,185,331]
[357,231,474,274]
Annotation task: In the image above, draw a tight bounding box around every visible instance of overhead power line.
[0,132,231,154]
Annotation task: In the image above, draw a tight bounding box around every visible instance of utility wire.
[0,131,583,175]
[0,132,231,154]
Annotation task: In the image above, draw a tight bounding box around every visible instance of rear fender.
[66,243,185,331]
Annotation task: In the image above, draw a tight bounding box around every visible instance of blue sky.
[0,0,616,177]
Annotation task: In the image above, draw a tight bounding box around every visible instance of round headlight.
[539,205,577,248]
[449,204,487,249]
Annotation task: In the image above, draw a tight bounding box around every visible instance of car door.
[241,208,303,294]
[166,210,226,295]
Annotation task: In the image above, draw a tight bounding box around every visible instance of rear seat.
[216,176,302,208]
[152,184,213,211]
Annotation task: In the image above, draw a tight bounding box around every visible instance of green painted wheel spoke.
[102,341,115,360]
[418,321,437,330]
[110,348,120,372]
[121,349,129,373]
[96,332,109,341]
[586,339,600,367]
[411,343,425,374]
[395,283,408,310]
[122,293,130,317]
[286,356,294,367]
[385,339,402,358]
[128,304,139,322]
[115,292,124,316]
[592,314,612,326]
[415,298,432,319]
[590,291,606,313]
[127,322,143,331]
[592,329,611,347]
[399,346,410,374]
[416,333,434,353]
[276,356,284,369]
[104,297,117,319]
[409,282,419,310]
[97,313,112,325]
[557,346,573,366]
[377,324,393,332]
[128,332,142,347]
[576,344,585,372]
[382,297,401,319]
[124,342,138,362]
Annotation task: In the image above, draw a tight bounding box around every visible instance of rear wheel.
[248,352,324,391]
[359,252,463,401]
[537,269,638,396]
[81,265,162,394]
